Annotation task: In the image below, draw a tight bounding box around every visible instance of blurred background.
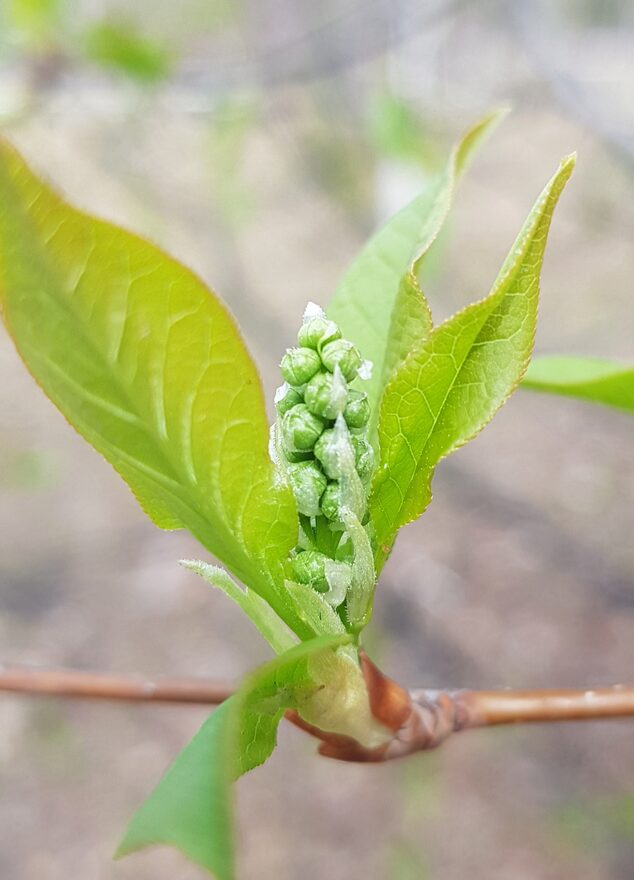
[0,1,632,878]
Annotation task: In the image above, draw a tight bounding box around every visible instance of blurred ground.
[0,1,632,878]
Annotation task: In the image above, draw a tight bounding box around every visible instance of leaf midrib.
[374,299,494,541]
[0,168,258,585]
[374,193,549,545]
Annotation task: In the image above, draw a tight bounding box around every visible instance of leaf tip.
[454,104,511,177]
[555,153,577,184]
[112,832,136,861]
[178,558,199,570]
[560,151,577,171]
[487,102,512,126]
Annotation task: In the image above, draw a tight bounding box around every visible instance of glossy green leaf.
[0,139,308,638]
[327,108,508,439]
[116,635,349,879]
[522,356,634,414]
[371,155,576,568]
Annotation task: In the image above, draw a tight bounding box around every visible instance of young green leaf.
[522,356,634,414]
[327,108,508,439]
[284,578,347,636]
[0,139,308,638]
[116,635,349,879]
[180,561,298,654]
[116,697,236,880]
[370,155,576,569]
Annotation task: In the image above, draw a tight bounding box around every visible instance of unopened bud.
[320,481,342,521]
[352,435,375,481]
[314,423,354,479]
[274,384,303,417]
[298,316,341,351]
[285,449,313,463]
[320,339,362,381]
[287,461,327,517]
[304,370,347,419]
[344,390,370,429]
[281,404,325,452]
[280,347,321,386]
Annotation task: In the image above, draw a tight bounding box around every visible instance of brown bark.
[0,666,233,705]
[1,661,632,762]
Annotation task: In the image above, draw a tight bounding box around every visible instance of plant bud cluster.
[274,306,375,605]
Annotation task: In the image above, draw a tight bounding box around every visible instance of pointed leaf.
[371,155,576,568]
[327,108,507,437]
[0,139,307,636]
[522,356,634,414]
[180,561,297,654]
[116,697,236,880]
[116,635,349,878]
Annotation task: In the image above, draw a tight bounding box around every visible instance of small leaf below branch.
[116,636,348,878]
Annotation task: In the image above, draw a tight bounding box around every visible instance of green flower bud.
[274,384,303,417]
[344,389,370,429]
[320,481,342,521]
[298,316,341,351]
[352,435,375,481]
[281,404,325,452]
[287,461,327,517]
[304,370,347,419]
[290,549,329,592]
[280,347,321,385]
[314,426,351,479]
[320,339,362,381]
[285,449,313,463]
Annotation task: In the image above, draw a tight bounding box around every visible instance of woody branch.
[0,662,632,763]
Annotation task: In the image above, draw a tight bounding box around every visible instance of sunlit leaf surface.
[370,155,575,568]
[0,138,308,636]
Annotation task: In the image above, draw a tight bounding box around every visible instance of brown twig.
[0,666,233,705]
[1,663,632,762]
[452,686,634,726]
